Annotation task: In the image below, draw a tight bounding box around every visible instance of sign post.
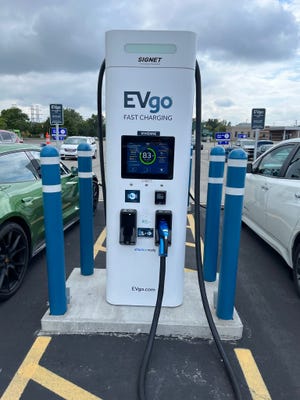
[251,108,266,159]
[50,104,64,147]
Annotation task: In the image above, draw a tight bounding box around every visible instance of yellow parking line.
[187,213,195,237]
[94,227,106,257]
[187,213,204,261]
[235,348,272,399]
[1,336,51,400]
[185,241,195,247]
[32,364,102,400]
[1,336,103,400]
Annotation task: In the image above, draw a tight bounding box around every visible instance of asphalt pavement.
[1,141,300,399]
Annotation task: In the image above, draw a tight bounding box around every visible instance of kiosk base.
[41,268,243,340]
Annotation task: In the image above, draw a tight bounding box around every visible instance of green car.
[0,144,99,301]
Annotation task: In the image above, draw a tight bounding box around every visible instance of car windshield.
[64,137,87,145]
[241,140,255,146]
[0,131,15,142]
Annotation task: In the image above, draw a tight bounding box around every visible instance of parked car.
[0,144,99,301]
[242,138,300,296]
[0,129,21,143]
[256,139,274,149]
[233,139,255,160]
[60,136,97,159]
[256,143,274,158]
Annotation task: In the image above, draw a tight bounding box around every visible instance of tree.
[84,114,98,136]
[63,108,85,136]
[204,118,231,135]
[0,107,30,132]
[0,116,7,129]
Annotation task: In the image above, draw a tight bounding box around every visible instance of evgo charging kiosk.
[105,30,196,306]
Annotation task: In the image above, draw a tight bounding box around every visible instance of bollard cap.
[41,145,59,158]
[210,146,225,156]
[78,143,92,152]
[228,148,247,160]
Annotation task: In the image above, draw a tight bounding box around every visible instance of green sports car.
[0,143,99,300]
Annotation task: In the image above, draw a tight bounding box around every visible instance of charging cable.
[194,61,243,400]
[138,221,169,400]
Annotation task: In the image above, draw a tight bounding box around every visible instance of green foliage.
[192,117,231,138]
[204,118,231,135]
[0,116,7,129]
[0,107,29,132]
[0,106,106,138]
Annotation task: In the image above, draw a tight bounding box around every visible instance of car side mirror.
[70,166,78,176]
[246,162,253,173]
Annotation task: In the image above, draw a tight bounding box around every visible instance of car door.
[243,171,267,231]
[265,144,300,265]
[244,144,296,237]
[0,150,45,252]
[59,163,79,224]
[29,151,79,226]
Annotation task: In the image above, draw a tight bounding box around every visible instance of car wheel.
[92,180,99,212]
[0,222,30,301]
[293,243,300,297]
[93,150,97,159]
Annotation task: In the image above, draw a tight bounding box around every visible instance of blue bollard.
[78,143,94,276]
[40,145,67,315]
[203,146,225,282]
[216,149,247,320]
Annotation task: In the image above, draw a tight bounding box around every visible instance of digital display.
[121,135,175,179]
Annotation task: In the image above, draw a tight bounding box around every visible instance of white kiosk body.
[105,30,196,306]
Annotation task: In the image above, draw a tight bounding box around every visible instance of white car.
[242,138,300,296]
[60,136,97,159]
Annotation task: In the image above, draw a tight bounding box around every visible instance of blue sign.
[51,127,67,136]
[237,133,247,139]
[215,132,231,140]
[217,140,230,145]
[51,128,67,141]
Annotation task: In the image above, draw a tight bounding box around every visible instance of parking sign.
[251,108,266,130]
[50,104,64,125]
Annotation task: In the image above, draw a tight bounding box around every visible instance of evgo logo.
[124,91,173,114]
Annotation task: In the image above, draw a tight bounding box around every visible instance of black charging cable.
[138,221,169,400]
[97,60,106,223]
[194,61,243,400]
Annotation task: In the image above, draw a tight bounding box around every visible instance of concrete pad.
[41,269,243,340]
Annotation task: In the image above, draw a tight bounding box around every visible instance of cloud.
[0,0,298,74]
[0,0,299,125]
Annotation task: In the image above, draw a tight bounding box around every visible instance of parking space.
[0,203,276,400]
[1,141,300,399]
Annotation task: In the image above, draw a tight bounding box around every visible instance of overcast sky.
[0,0,299,126]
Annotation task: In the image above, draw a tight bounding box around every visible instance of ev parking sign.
[50,104,64,125]
[251,108,266,130]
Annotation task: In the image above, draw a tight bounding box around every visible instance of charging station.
[105,30,196,306]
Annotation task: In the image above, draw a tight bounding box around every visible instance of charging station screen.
[121,135,175,179]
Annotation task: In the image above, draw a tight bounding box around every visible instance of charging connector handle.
[158,220,169,257]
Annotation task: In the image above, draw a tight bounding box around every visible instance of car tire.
[293,243,300,297]
[0,222,30,301]
[92,180,99,213]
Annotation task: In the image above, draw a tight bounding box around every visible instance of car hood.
[61,144,78,149]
